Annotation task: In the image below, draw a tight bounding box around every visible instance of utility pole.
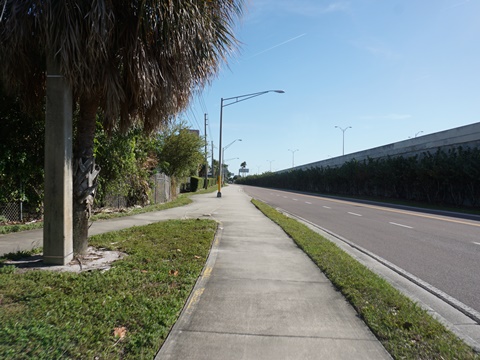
[204,113,208,189]
[211,141,215,178]
[44,55,73,265]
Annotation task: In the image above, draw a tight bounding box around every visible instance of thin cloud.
[246,33,307,59]
[360,114,412,120]
[443,0,471,10]
[249,1,350,19]
[364,45,400,60]
[351,38,401,60]
[282,1,350,17]
[322,2,350,13]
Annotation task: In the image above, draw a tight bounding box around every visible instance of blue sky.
[185,0,480,174]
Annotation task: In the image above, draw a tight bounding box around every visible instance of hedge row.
[189,176,217,192]
[237,147,480,208]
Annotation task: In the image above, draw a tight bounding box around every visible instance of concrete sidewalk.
[0,191,224,256]
[156,185,390,359]
[0,185,391,359]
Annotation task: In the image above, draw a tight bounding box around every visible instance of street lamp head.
[273,90,285,93]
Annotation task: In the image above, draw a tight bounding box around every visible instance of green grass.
[0,221,44,235]
[90,195,193,221]
[251,198,479,360]
[0,186,218,235]
[0,219,217,359]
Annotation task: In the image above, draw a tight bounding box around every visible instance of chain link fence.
[150,173,171,205]
[99,194,129,209]
[94,173,172,211]
[1,202,22,222]
[1,173,173,222]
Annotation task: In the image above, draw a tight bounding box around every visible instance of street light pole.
[222,139,241,184]
[217,90,284,197]
[223,139,242,155]
[217,99,224,196]
[267,159,275,172]
[204,113,208,189]
[288,149,299,167]
[335,126,352,156]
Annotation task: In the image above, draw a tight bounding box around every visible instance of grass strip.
[0,186,218,235]
[0,219,217,359]
[251,198,479,360]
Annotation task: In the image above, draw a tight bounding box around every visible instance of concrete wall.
[287,122,480,172]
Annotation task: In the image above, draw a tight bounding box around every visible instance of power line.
[199,93,209,115]
[186,107,202,133]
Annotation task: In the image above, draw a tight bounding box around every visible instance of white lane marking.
[473,242,480,246]
[389,222,413,229]
[298,192,480,228]
[305,201,312,204]
[323,206,331,209]
[292,198,298,201]
[348,212,362,217]
[283,196,288,198]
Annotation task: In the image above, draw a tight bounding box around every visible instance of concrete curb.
[275,206,480,353]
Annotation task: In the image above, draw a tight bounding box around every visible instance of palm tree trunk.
[73,96,100,254]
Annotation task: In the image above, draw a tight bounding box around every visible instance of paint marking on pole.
[389,222,413,229]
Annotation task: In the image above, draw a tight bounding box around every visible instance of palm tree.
[0,0,244,254]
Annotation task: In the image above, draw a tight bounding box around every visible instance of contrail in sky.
[247,33,307,59]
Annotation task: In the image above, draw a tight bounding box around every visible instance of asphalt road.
[242,185,480,314]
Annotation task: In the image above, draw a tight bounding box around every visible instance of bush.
[188,177,216,192]
[190,176,204,192]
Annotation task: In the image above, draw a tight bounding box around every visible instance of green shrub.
[190,176,204,192]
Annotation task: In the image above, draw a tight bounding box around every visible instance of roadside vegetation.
[251,198,479,360]
[238,147,480,211]
[0,219,217,359]
[0,186,217,236]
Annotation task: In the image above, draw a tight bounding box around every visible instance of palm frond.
[0,0,244,131]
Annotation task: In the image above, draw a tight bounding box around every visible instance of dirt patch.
[3,247,126,273]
